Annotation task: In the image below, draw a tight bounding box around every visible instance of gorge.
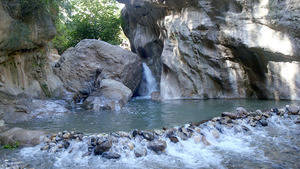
[0,0,299,168]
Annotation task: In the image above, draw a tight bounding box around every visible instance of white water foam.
[15,114,300,169]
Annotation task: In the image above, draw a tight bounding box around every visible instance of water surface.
[7,99,300,133]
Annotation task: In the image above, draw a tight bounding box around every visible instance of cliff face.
[0,0,63,99]
[119,0,300,100]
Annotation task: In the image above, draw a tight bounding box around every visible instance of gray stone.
[54,39,142,101]
[94,140,112,155]
[141,131,154,141]
[168,136,179,143]
[0,127,47,146]
[102,152,121,159]
[147,140,167,153]
[287,105,300,114]
[84,79,132,111]
[134,147,147,157]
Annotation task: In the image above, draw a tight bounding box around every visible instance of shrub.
[52,0,122,54]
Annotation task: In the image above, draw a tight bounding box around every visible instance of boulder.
[134,147,147,157]
[0,127,47,147]
[287,105,300,114]
[84,79,133,111]
[102,152,121,159]
[94,140,112,155]
[54,39,142,101]
[147,140,167,153]
[3,99,70,123]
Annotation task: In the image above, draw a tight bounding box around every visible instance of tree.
[52,0,122,54]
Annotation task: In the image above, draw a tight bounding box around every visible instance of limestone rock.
[84,79,133,111]
[118,0,300,100]
[54,39,142,101]
[0,127,47,147]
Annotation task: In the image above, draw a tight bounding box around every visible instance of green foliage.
[52,0,122,54]
[2,142,20,150]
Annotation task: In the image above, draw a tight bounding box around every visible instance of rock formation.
[0,0,64,99]
[119,0,300,100]
[84,79,133,111]
[54,39,142,109]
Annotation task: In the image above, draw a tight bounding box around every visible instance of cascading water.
[137,63,158,98]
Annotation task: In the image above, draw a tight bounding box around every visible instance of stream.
[0,99,299,169]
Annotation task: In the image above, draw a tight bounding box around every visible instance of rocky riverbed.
[1,104,299,169]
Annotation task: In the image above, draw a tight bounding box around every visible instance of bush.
[53,0,122,54]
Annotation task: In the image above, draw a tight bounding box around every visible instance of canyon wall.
[0,0,64,100]
[119,0,300,100]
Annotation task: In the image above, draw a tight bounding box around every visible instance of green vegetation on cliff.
[53,0,122,54]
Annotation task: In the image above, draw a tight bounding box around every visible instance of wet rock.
[40,145,50,151]
[195,128,201,134]
[178,131,189,140]
[141,131,154,141]
[94,140,112,155]
[63,141,70,149]
[58,144,63,149]
[128,142,135,150]
[211,130,220,139]
[194,136,201,144]
[168,136,179,143]
[250,121,257,127]
[201,136,211,146]
[272,108,279,114]
[236,107,248,115]
[259,119,268,127]
[179,127,192,138]
[222,112,241,119]
[147,140,167,153]
[256,110,263,115]
[242,125,250,132]
[151,91,161,101]
[254,115,262,121]
[132,130,139,138]
[134,147,147,157]
[63,133,71,139]
[84,79,133,111]
[287,105,300,115]
[82,152,92,157]
[0,127,47,147]
[102,152,121,159]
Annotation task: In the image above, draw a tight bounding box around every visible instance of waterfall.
[137,63,158,98]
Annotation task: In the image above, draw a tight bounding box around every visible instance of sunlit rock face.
[119,0,300,100]
[0,0,63,99]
